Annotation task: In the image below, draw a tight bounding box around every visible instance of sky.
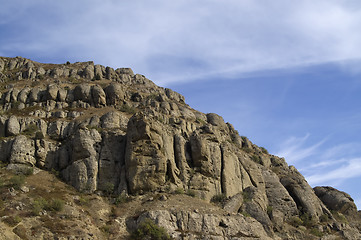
[1,0,361,209]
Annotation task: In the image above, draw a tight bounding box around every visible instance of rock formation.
[0,56,360,239]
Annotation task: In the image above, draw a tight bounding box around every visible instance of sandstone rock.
[73,84,92,103]
[91,85,106,107]
[314,186,358,215]
[82,63,95,79]
[9,135,36,166]
[280,166,331,221]
[17,87,31,103]
[7,115,20,136]
[136,210,273,239]
[104,83,125,105]
[100,111,128,130]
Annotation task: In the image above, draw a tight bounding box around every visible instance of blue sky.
[1,0,361,209]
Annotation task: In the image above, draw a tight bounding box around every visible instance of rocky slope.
[0,56,360,239]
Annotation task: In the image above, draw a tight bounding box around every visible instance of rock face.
[0,56,360,240]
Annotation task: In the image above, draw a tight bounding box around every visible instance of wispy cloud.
[275,134,326,164]
[306,158,361,186]
[1,1,361,84]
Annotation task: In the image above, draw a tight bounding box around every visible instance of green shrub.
[300,213,317,227]
[310,228,323,237]
[114,193,130,205]
[260,147,268,154]
[32,198,48,215]
[288,216,303,227]
[23,167,34,176]
[130,218,171,240]
[119,104,136,114]
[240,211,251,217]
[9,175,25,190]
[186,189,196,197]
[251,154,262,164]
[211,194,227,204]
[34,131,45,139]
[104,182,115,196]
[32,198,64,215]
[267,206,273,217]
[174,188,184,195]
[22,123,38,136]
[49,198,64,212]
[4,215,22,226]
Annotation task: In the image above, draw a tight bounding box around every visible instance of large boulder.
[7,116,20,136]
[314,186,358,215]
[9,135,36,166]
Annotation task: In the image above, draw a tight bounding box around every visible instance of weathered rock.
[104,83,125,105]
[73,84,92,103]
[100,111,128,129]
[136,210,273,240]
[91,85,106,107]
[7,115,20,136]
[314,186,358,215]
[280,166,331,221]
[9,135,36,166]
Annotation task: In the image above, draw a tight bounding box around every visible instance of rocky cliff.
[0,56,360,239]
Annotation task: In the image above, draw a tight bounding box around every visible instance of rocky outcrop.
[314,186,358,215]
[0,56,360,240]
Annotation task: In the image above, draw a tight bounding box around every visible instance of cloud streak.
[1,1,361,84]
[275,134,326,164]
[306,158,361,186]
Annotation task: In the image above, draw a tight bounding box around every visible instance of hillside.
[0,56,360,239]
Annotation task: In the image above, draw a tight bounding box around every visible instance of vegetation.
[174,188,184,195]
[119,104,136,114]
[9,175,26,190]
[103,182,115,196]
[260,147,268,154]
[266,206,273,217]
[32,197,65,215]
[114,193,131,205]
[288,216,303,227]
[3,215,22,227]
[130,218,172,240]
[22,123,39,136]
[186,189,196,197]
[251,154,262,164]
[211,194,227,204]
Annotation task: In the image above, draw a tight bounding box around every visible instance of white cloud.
[275,134,326,164]
[1,1,361,84]
[306,158,361,186]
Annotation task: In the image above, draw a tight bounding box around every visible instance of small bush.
[310,228,323,237]
[119,104,136,114]
[186,189,196,197]
[9,175,25,190]
[319,214,329,222]
[300,213,317,227]
[49,199,64,212]
[32,198,48,215]
[23,167,34,176]
[174,188,184,195]
[260,147,268,154]
[288,216,303,227]
[211,194,227,204]
[32,198,64,215]
[267,206,273,217]
[251,154,262,164]
[130,218,171,240]
[4,215,22,226]
[22,123,38,136]
[34,131,45,139]
[114,193,130,205]
[103,182,115,196]
[240,211,251,217]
